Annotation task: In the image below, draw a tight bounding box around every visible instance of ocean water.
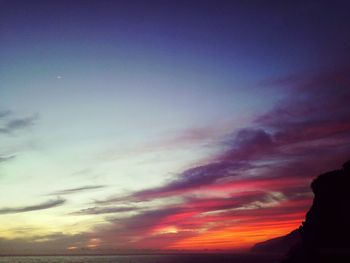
[0,254,280,263]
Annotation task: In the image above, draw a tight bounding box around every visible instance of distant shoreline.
[0,251,282,257]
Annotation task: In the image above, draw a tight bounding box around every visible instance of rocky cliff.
[252,161,350,262]
[251,229,300,254]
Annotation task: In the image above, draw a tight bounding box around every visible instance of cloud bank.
[1,65,349,253]
[0,198,65,215]
[71,65,350,251]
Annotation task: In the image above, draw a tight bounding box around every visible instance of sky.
[1,0,350,255]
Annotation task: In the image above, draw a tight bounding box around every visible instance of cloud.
[0,114,38,134]
[0,232,90,255]
[101,121,236,162]
[87,65,350,250]
[257,65,350,126]
[0,198,66,215]
[0,155,15,163]
[71,206,139,215]
[93,182,311,250]
[49,185,106,196]
[129,161,248,200]
[0,110,11,119]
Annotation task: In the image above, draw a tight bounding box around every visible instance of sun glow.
[167,219,301,250]
[153,226,179,235]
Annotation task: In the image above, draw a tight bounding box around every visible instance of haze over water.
[0,255,279,263]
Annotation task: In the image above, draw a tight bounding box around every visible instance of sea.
[0,254,281,263]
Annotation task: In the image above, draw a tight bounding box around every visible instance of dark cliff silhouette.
[251,229,300,254]
[252,161,350,263]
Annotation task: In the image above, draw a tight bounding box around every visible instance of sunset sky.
[1,0,350,254]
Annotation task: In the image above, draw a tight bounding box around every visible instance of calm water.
[0,254,281,263]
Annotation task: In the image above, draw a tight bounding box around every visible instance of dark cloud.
[0,110,11,119]
[257,65,350,126]
[219,128,274,162]
[0,232,89,255]
[0,198,65,214]
[112,207,182,230]
[71,206,139,215]
[0,114,38,134]
[0,155,15,163]
[129,162,248,200]
[49,185,106,196]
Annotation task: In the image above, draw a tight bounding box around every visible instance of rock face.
[252,161,350,262]
[251,229,300,254]
[283,160,350,262]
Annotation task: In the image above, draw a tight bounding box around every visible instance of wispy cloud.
[71,206,139,215]
[0,155,15,163]
[100,121,237,162]
[0,110,11,119]
[0,198,65,215]
[0,232,89,255]
[49,185,106,196]
[0,113,38,134]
